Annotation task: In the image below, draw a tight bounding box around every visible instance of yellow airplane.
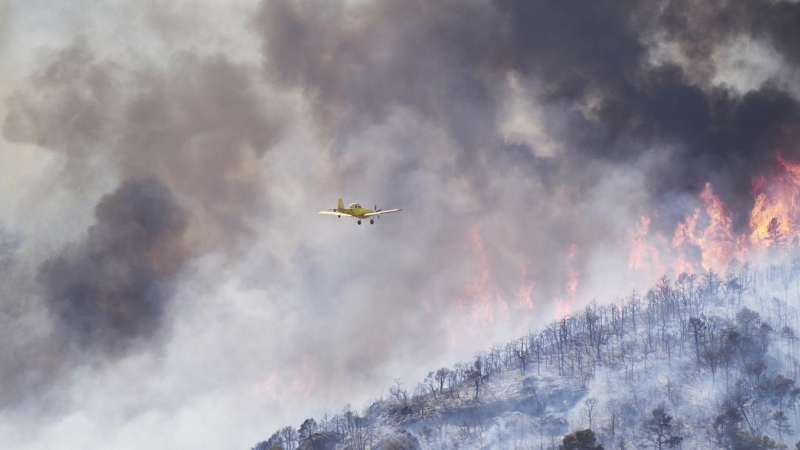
[319,199,402,225]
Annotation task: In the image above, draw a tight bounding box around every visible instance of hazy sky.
[1,0,800,448]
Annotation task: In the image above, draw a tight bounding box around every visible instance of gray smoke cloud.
[1,0,800,448]
[255,0,800,233]
[38,177,187,354]
[0,1,9,53]
[1,34,285,348]
[0,22,287,430]
[117,52,287,248]
[4,38,286,248]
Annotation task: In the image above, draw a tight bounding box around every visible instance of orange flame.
[629,155,800,279]
[628,215,664,275]
[449,224,539,344]
[566,244,579,299]
[556,244,579,316]
[515,262,535,310]
[677,183,738,273]
[462,225,507,324]
[670,211,697,276]
[749,154,800,252]
[627,215,680,286]
[253,354,318,401]
[632,183,741,277]
[698,183,737,272]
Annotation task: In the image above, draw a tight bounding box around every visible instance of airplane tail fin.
[338,198,344,210]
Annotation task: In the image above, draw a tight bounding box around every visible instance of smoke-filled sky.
[1,0,800,448]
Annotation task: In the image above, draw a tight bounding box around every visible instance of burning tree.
[768,218,787,251]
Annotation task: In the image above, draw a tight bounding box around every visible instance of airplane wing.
[319,211,352,217]
[363,208,402,217]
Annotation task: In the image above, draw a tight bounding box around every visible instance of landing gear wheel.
[370,219,374,224]
[357,220,361,225]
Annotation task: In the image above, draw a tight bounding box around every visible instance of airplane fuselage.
[335,206,375,219]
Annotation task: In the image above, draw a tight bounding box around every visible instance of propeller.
[374,204,382,219]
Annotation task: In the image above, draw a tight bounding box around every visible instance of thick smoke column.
[38,177,187,353]
[255,0,800,234]
[0,34,287,411]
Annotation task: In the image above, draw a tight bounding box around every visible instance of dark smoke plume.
[38,177,187,353]
[255,0,800,234]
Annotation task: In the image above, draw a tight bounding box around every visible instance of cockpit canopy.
[348,203,362,209]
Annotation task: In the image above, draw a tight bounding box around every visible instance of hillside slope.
[253,263,800,449]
